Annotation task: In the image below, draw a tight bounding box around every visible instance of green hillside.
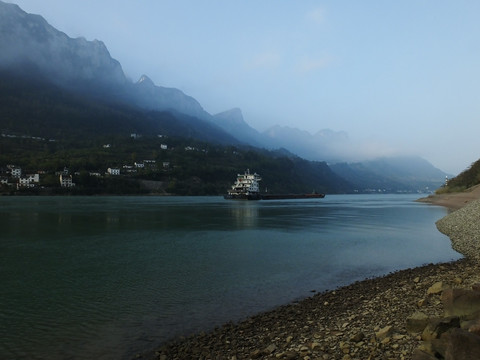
[0,70,352,195]
[438,159,480,193]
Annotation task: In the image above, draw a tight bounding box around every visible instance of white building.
[11,167,21,178]
[60,174,75,187]
[26,174,40,183]
[108,168,121,175]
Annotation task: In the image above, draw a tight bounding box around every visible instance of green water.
[0,195,460,359]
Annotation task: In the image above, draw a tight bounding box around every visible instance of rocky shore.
[139,193,480,360]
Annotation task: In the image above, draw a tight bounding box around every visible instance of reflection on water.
[228,201,259,228]
[0,195,461,360]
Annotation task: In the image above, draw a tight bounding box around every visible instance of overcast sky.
[8,0,480,174]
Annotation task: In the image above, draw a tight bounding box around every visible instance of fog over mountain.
[0,0,380,164]
[0,1,213,121]
[0,1,452,190]
[0,2,125,90]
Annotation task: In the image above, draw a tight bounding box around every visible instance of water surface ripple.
[0,194,460,359]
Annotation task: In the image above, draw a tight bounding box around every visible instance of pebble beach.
[139,192,480,360]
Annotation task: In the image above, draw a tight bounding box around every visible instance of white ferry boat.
[224,169,262,200]
[224,170,325,200]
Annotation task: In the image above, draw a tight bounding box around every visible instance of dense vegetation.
[0,68,358,195]
[437,159,480,193]
[0,133,352,195]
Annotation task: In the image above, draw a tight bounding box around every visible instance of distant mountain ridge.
[330,157,449,192]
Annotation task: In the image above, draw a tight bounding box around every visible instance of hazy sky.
[8,1,480,174]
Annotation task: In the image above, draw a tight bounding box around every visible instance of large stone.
[418,337,449,359]
[445,328,480,360]
[442,288,480,319]
[421,316,460,341]
[263,343,277,354]
[407,311,430,333]
[350,332,365,342]
[412,348,438,360]
[375,325,393,340]
[461,319,480,336]
[427,281,444,295]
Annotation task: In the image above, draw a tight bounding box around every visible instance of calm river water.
[0,194,461,359]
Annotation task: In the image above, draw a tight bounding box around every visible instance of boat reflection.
[228,202,259,228]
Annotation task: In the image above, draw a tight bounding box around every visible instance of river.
[0,194,461,359]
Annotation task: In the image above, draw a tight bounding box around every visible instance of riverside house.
[59,174,75,187]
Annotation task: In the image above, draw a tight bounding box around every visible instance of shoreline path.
[139,190,480,360]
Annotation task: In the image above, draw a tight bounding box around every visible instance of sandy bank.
[139,194,480,360]
[417,184,480,210]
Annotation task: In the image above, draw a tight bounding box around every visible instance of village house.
[59,174,75,187]
[10,167,21,178]
[122,165,136,173]
[17,177,35,189]
[107,168,121,175]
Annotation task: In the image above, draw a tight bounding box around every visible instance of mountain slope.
[0,0,215,121]
[439,158,480,192]
[212,108,265,146]
[0,1,126,92]
[0,68,239,144]
[330,156,450,192]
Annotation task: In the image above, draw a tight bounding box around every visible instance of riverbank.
[139,192,480,360]
[416,184,480,210]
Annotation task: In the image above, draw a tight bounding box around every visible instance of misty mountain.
[262,125,351,163]
[131,75,211,120]
[212,109,353,163]
[0,68,240,145]
[0,1,215,122]
[212,108,265,147]
[0,1,450,193]
[0,2,126,93]
[330,156,450,192]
